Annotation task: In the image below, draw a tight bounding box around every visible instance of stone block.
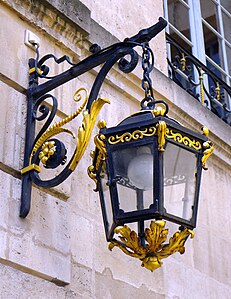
[206,276,231,299]
[0,1,85,90]
[46,0,91,35]
[163,260,209,299]
[70,211,94,268]
[0,263,68,299]
[95,267,165,299]
[0,81,26,172]
[0,171,71,284]
[81,0,167,73]
[69,263,93,297]
[92,222,165,294]
[0,5,30,89]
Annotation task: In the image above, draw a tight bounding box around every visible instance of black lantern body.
[92,110,208,241]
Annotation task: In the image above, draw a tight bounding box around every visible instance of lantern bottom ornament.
[109,220,194,272]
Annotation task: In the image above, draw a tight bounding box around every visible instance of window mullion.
[217,0,230,81]
[189,0,206,63]
[217,0,231,108]
[189,0,211,108]
[163,0,171,62]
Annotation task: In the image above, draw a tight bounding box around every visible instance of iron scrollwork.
[20,17,168,218]
[109,220,194,272]
[166,33,231,126]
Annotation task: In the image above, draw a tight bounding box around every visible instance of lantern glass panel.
[164,142,197,221]
[112,144,154,213]
[99,163,113,230]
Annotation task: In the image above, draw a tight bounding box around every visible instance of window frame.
[164,0,231,108]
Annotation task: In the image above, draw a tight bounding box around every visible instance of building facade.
[0,0,231,298]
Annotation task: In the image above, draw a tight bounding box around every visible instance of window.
[164,0,231,109]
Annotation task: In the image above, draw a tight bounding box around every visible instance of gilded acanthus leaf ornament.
[69,98,110,171]
[156,121,167,151]
[109,221,194,272]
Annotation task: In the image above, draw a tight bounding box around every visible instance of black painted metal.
[20,18,168,218]
[166,33,231,126]
[20,58,38,217]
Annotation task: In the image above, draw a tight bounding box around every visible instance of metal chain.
[141,43,155,109]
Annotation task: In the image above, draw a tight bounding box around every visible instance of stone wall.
[0,0,230,298]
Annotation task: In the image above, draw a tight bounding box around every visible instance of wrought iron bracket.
[20,17,167,218]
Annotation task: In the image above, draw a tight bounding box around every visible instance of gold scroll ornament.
[108,127,156,145]
[109,221,194,272]
[166,128,202,150]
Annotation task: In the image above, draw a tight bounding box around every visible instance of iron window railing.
[166,33,231,126]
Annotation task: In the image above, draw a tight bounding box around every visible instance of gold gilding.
[39,141,56,165]
[87,121,107,190]
[166,128,202,150]
[69,98,110,171]
[28,67,43,75]
[202,140,214,170]
[109,221,194,272]
[202,126,209,136]
[30,88,89,164]
[152,106,166,117]
[199,68,205,106]
[157,121,167,151]
[180,52,186,71]
[108,127,156,145]
[87,164,98,190]
[215,82,221,101]
[21,163,41,174]
[97,119,107,129]
[25,88,109,176]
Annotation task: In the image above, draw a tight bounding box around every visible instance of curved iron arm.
[20,17,167,218]
[87,46,139,111]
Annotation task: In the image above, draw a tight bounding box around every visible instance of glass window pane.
[222,11,231,44]
[206,59,225,81]
[203,23,224,68]
[168,0,191,40]
[169,28,192,53]
[100,164,113,230]
[205,59,228,103]
[168,32,195,94]
[226,44,231,76]
[221,0,231,14]
[164,142,197,221]
[112,144,154,213]
[200,0,219,32]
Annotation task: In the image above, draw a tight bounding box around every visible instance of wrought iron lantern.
[89,100,213,271]
[20,17,214,271]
